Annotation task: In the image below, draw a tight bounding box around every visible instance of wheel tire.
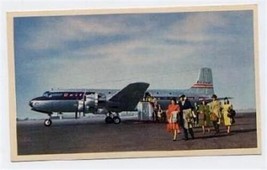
[113,116,121,124]
[44,119,52,127]
[105,116,114,124]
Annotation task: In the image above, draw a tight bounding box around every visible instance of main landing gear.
[105,112,121,124]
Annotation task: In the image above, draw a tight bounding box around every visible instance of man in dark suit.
[180,94,195,140]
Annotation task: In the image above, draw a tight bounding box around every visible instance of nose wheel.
[44,119,52,127]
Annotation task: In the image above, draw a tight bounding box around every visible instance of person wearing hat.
[198,99,211,134]
[180,94,195,140]
[222,97,233,134]
[209,94,222,134]
[177,96,184,132]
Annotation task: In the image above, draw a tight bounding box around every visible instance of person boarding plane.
[29,82,150,126]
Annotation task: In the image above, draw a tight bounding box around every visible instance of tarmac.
[16,112,258,155]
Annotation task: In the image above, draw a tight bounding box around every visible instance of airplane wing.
[108,82,150,112]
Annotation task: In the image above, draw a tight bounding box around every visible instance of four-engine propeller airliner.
[29,82,150,126]
[29,67,226,127]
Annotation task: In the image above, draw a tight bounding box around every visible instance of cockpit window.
[43,92,63,98]
[49,93,63,97]
[43,91,50,97]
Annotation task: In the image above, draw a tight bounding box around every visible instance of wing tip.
[130,82,149,86]
[130,82,150,89]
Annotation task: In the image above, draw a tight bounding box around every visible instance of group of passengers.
[163,94,236,141]
[144,94,164,122]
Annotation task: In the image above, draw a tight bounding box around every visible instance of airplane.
[29,82,150,126]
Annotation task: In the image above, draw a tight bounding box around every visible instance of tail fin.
[190,68,214,96]
[109,82,150,111]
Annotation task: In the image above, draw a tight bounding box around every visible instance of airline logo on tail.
[191,81,213,89]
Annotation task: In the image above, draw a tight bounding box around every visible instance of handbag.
[210,112,218,121]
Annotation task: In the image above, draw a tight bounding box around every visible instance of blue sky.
[13,10,255,119]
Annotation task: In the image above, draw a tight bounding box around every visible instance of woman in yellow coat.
[209,94,221,134]
[222,98,233,134]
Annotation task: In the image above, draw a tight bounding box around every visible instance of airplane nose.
[29,100,33,107]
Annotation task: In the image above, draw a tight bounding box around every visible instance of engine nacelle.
[83,92,99,111]
[78,92,107,113]
[86,93,98,107]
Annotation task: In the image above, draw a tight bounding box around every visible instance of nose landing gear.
[44,119,52,127]
[44,113,53,127]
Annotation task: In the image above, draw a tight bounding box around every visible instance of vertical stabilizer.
[190,68,214,96]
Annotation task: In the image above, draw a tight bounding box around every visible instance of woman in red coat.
[166,98,180,141]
